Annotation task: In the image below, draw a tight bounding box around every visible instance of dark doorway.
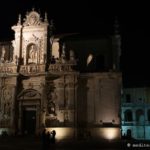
[22,110,36,135]
[127,129,132,139]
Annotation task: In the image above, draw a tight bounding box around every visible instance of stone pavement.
[0,135,128,150]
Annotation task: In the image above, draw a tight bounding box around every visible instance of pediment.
[17,89,41,100]
[23,10,41,26]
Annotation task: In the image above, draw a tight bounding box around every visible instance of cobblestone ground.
[0,136,127,150]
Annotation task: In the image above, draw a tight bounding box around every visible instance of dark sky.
[0,0,150,87]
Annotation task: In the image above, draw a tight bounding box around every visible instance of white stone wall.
[78,72,121,126]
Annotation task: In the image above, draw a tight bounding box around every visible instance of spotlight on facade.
[103,128,118,140]
[46,127,74,140]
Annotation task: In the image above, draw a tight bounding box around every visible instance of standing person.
[51,130,56,150]
[46,131,51,150]
[41,128,47,150]
[51,130,56,144]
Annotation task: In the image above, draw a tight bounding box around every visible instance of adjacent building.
[121,87,150,140]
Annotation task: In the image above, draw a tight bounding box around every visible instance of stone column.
[132,109,136,125]
[18,101,22,135]
[10,85,16,134]
[36,104,41,134]
[40,83,46,128]
[11,25,22,65]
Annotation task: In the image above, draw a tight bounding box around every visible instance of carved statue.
[69,50,75,62]
[47,101,56,115]
[61,44,66,63]
[28,44,37,63]
[1,88,12,118]
[0,46,6,62]
[29,45,36,59]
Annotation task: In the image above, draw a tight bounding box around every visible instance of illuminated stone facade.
[121,87,150,140]
[0,10,122,140]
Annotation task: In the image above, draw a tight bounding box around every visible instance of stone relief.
[47,91,57,116]
[0,46,6,62]
[22,35,44,65]
[45,82,58,121]
[23,11,41,26]
[28,44,37,64]
[0,87,12,119]
[47,101,56,115]
[0,44,15,64]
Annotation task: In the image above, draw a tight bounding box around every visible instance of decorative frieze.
[0,65,17,74]
[20,64,45,75]
[49,64,74,72]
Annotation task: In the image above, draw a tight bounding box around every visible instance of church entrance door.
[22,109,36,135]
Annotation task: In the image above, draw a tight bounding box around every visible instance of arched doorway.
[22,106,36,135]
[17,89,41,135]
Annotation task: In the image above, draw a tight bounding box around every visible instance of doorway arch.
[17,89,41,135]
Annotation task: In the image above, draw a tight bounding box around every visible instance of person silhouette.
[50,130,56,150]
[51,130,56,144]
[46,131,51,150]
[41,128,47,150]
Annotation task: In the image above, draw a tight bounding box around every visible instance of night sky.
[0,0,150,87]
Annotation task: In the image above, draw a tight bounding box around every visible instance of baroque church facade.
[0,10,122,140]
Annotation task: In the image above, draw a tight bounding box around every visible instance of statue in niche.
[47,91,57,117]
[61,44,66,63]
[69,50,75,62]
[0,46,6,62]
[64,111,69,122]
[47,101,56,115]
[2,88,12,118]
[28,44,37,63]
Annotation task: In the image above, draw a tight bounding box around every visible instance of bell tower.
[12,9,49,66]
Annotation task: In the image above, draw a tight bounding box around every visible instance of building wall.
[121,87,150,140]
[0,10,122,140]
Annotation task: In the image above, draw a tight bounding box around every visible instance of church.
[0,9,122,140]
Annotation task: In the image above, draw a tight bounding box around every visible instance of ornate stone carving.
[28,44,37,64]
[0,66,17,74]
[22,35,44,65]
[18,89,41,99]
[69,50,76,64]
[49,64,73,72]
[0,87,13,119]
[20,64,45,75]
[23,11,41,26]
[0,46,6,62]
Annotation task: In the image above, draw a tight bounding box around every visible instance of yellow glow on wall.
[103,128,118,140]
[46,127,74,141]
[92,127,120,140]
